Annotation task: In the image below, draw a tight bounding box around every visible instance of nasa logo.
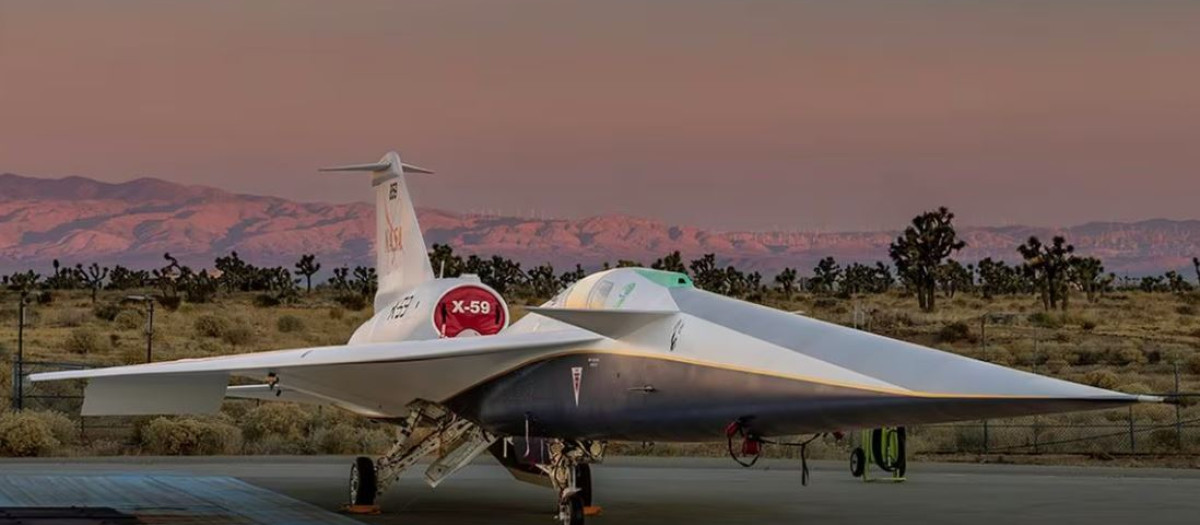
[385,225,403,253]
[383,207,403,255]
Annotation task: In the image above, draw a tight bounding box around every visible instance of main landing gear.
[344,400,493,513]
[540,440,605,525]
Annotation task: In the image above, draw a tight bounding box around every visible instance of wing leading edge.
[31,329,600,417]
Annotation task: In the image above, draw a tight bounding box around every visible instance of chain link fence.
[10,360,1200,456]
[911,397,1200,456]
[11,360,135,442]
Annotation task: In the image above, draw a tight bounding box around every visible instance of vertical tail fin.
[320,152,435,311]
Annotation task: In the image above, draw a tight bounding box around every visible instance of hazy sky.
[2,1,1198,231]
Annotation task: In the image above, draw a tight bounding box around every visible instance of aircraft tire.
[576,464,593,507]
[849,447,865,477]
[350,456,378,506]
[560,493,585,525]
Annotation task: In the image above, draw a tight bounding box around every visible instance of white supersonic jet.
[32,152,1156,525]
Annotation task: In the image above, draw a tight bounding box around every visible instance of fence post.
[1175,363,1183,452]
[1128,406,1136,454]
[983,420,990,454]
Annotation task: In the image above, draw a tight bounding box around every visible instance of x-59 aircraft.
[33,152,1156,524]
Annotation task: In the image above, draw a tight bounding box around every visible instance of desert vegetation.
[2,207,1199,463]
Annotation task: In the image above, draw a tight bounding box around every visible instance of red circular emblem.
[433,285,507,337]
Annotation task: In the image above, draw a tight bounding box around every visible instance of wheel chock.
[584,505,604,517]
[341,504,382,515]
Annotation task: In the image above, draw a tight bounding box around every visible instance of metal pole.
[15,291,26,411]
[145,300,154,363]
[1128,406,1136,454]
[1175,363,1183,452]
[983,421,989,455]
[980,315,986,361]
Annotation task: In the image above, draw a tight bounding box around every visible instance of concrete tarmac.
[1,456,1197,525]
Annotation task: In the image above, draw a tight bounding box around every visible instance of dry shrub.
[113,309,144,330]
[64,327,109,355]
[1105,344,1146,367]
[327,308,345,320]
[54,308,90,327]
[306,422,392,455]
[937,321,973,344]
[221,325,255,346]
[140,417,242,455]
[91,302,122,322]
[1044,358,1070,374]
[245,433,305,455]
[37,410,79,447]
[240,403,311,442]
[194,315,231,338]
[1117,382,1152,395]
[1185,353,1200,375]
[1028,311,1063,329]
[276,314,305,333]
[0,411,62,456]
[1083,370,1121,390]
[335,294,368,311]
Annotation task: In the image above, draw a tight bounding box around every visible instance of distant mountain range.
[2,173,1198,276]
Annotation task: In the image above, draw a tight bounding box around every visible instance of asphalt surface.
[1,456,1198,525]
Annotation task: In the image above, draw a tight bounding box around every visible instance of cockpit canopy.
[548,268,692,311]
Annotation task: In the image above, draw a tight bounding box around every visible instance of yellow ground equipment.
[849,426,906,482]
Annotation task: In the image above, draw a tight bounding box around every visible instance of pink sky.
[2,1,1198,231]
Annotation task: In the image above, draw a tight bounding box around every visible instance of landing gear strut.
[344,400,493,514]
[541,440,604,525]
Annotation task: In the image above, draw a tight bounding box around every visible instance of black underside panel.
[448,352,1134,442]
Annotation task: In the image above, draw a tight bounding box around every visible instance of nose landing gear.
[540,440,604,525]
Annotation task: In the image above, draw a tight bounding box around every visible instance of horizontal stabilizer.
[319,161,434,174]
[526,307,676,338]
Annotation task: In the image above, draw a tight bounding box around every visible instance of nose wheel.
[557,492,585,525]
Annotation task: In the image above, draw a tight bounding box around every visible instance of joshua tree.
[1194,257,1199,285]
[428,244,464,278]
[558,264,587,288]
[841,262,878,297]
[936,260,972,299]
[1140,275,1166,293]
[773,267,798,299]
[652,251,687,274]
[888,207,966,312]
[688,254,725,292]
[1018,236,1075,310]
[107,265,149,290]
[179,268,220,303]
[1164,271,1194,294]
[3,270,41,292]
[45,259,83,290]
[152,252,183,299]
[76,262,109,303]
[1068,256,1105,303]
[351,266,378,298]
[525,263,559,299]
[810,257,842,296]
[872,262,895,293]
[214,251,251,292]
[294,254,321,292]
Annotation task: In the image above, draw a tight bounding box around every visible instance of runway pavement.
[0,456,1197,525]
